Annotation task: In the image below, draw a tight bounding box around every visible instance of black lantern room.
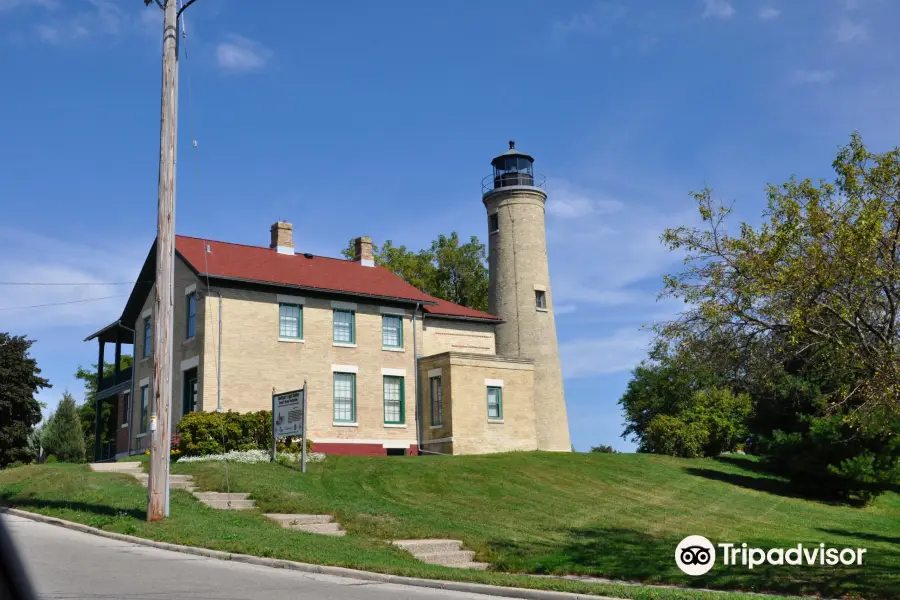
[491,140,535,189]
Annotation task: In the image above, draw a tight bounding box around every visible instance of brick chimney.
[270,221,294,255]
[353,236,374,267]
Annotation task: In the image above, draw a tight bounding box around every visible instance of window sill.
[536,308,548,313]
[333,421,358,427]
[489,230,499,235]
[136,432,149,438]
[333,342,357,348]
[382,346,404,352]
[140,357,151,363]
[384,423,407,428]
[120,423,129,429]
[183,336,196,344]
[488,419,505,424]
[429,424,443,429]
[279,338,305,344]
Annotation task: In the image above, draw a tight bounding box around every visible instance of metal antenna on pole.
[145,0,201,522]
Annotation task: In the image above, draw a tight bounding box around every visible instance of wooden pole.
[148,0,179,522]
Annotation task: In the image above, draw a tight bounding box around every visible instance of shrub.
[176,410,312,456]
[641,388,752,458]
[590,444,616,453]
[760,414,900,505]
[45,454,57,464]
[41,392,86,463]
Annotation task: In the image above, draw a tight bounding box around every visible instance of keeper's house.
[86,143,571,459]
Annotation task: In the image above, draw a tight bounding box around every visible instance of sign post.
[270,387,276,462]
[301,380,308,473]
[272,386,306,467]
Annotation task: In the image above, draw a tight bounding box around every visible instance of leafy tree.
[640,133,900,502]
[659,133,900,426]
[342,233,489,311]
[42,391,86,463]
[0,333,49,468]
[75,357,132,454]
[641,387,752,458]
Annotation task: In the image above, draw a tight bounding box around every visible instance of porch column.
[114,329,122,384]
[94,340,104,462]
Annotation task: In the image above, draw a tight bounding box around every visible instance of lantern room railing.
[482,172,546,195]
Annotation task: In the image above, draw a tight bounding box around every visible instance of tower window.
[489,213,499,234]
[535,290,547,311]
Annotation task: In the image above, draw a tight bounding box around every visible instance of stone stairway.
[90,462,197,492]
[391,539,490,570]
[264,513,346,536]
[133,473,197,492]
[89,462,144,474]
[193,492,256,510]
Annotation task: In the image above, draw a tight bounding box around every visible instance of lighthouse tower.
[482,141,571,452]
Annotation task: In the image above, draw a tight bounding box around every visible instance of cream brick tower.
[482,141,571,451]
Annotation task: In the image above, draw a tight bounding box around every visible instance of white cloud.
[791,69,835,84]
[552,2,627,37]
[29,0,149,44]
[701,0,735,20]
[560,327,654,378]
[759,7,781,20]
[546,182,624,219]
[0,0,56,11]
[216,34,271,73]
[0,228,144,330]
[834,18,868,43]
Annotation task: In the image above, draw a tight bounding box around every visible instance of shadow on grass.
[818,527,900,546]
[0,494,144,520]
[683,467,843,505]
[489,525,897,598]
[713,455,778,475]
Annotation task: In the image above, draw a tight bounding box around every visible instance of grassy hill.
[3,452,899,599]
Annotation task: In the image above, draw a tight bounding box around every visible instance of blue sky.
[1,0,897,452]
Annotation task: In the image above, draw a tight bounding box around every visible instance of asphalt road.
[3,514,510,600]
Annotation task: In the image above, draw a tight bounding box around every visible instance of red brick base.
[311,443,418,456]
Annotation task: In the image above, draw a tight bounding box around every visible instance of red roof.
[176,236,499,321]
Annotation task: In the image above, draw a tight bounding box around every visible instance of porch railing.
[99,366,133,392]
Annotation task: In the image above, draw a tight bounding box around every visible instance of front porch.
[84,321,134,462]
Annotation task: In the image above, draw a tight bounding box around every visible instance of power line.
[0,294,129,311]
[0,281,139,286]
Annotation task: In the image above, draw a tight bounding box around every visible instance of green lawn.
[2,453,898,600]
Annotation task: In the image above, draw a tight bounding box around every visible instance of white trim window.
[279,303,302,339]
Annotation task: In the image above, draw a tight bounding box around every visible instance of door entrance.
[182,367,198,417]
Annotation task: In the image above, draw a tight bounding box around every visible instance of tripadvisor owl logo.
[675,536,868,576]
[675,535,716,576]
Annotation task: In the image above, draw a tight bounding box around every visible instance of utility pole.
[145,0,198,522]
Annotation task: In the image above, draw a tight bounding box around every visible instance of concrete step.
[199,499,257,510]
[458,562,490,571]
[392,539,463,554]
[193,492,250,502]
[291,522,345,536]
[416,550,476,567]
[264,514,333,526]
[89,462,143,472]
[133,474,194,482]
[136,480,196,492]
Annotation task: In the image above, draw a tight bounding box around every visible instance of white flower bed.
[178,449,326,464]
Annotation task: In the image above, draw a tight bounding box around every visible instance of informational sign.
[273,388,304,438]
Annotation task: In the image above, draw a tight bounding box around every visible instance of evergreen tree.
[0,333,49,468]
[42,392,86,463]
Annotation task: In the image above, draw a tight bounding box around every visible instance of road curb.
[2,507,618,600]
